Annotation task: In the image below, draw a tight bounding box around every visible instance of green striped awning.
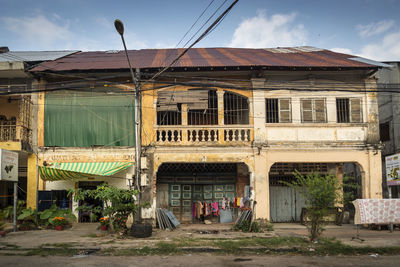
[39,162,134,181]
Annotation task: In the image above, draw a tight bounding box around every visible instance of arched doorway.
[269,163,332,222]
[156,162,250,223]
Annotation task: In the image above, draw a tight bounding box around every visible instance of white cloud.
[359,31,400,61]
[229,10,307,48]
[357,20,395,38]
[1,14,148,51]
[2,15,72,48]
[330,47,353,55]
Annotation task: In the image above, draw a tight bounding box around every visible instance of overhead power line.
[145,0,239,83]
[175,0,216,48]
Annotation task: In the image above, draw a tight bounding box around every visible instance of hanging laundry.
[222,197,226,210]
[212,202,219,216]
[196,201,203,219]
[239,197,244,208]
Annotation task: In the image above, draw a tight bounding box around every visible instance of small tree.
[287,171,342,241]
[71,184,138,233]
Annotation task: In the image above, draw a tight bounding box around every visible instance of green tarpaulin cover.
[39,162,133,181]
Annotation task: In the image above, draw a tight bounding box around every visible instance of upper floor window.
[266,98,291,123]
[157,89,250,126]
[224,91,249,125]
[188,90,218,125]
[380,121,390,142]
[301,98,326,123]
[157,89,217,126]
[336,98,362,123]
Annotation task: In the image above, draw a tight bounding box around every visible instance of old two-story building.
[29,46,384,223]
[0,47,78,208]
[376,62,400,198]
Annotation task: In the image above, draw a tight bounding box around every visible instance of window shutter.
[279,99,291,123]
[314,99,326,122]
[350,98,362,122]
[301,99,313,122]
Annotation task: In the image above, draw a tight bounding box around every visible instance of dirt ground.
[1,222,400,250]
[1,254,400,267]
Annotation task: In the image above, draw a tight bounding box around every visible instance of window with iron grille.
[301,98,326,123]
[188,90,218,125]
[336,98,362,123]
[157,89,217,126]
[380,121,390,142]
[266,98,291,123]
[157,108,182,125]
[224,91,249,125]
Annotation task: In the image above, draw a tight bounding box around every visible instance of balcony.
[0,96,32,151]
[0,123,30,143]
[155,125,253,145]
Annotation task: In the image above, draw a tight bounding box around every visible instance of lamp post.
[114,19,142,223]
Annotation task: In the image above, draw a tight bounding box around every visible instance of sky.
[1,0,400,61]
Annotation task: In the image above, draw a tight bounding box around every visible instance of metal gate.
[157,163,239,222]
[269,186,306,222]
[269,163,330,222]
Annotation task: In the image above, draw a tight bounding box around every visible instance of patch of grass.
[314,238,400,256]
[23,243,81,256]
[102,244,179,256]
[25,247,78,256]
[0,243,21,249]
[156,241,179,254]
[41,242,77,248]
[16,236,400,257]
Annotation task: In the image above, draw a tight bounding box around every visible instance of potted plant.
[99,217,109,231]
[51,216,67,231]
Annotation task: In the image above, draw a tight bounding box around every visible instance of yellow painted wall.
[0,142,21,151]
[26,153,44,209]
[37,90,45,147]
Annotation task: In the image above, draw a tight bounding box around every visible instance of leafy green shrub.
[1,200,26,221]
[285,171,341,241]
[257,219,274,231]
[70,184,138,233]
[38,204,76,227]
[18,205,76,229]
[233,220,263,233]
[17,207,39,226]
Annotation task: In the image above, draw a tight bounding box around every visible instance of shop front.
[38,161,134,220]
[156,162,250,223]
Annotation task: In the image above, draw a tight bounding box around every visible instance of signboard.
[0,149,18,182]
[386,153,400,186]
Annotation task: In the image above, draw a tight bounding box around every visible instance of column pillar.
[217,90,225,143]
[253,149,270,220]
[26,153,43,209]
[251,79,266,144]
[181,104,188,144]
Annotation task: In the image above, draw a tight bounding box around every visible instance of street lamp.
[114,19,142,224]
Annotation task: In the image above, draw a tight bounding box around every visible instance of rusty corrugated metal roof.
[30,46,381,72]
[0,50,80,63]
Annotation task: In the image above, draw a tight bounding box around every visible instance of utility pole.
[114,19,142,222]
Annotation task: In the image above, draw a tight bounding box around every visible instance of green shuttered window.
[44,91,135,147]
